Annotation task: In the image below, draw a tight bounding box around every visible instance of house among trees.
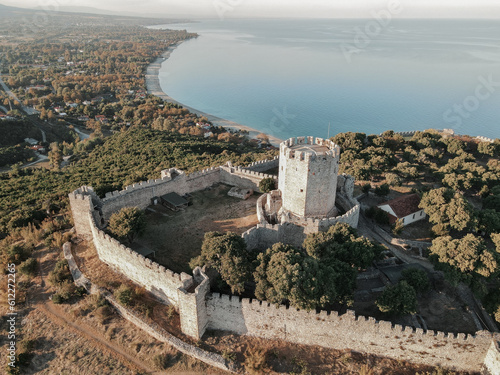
[377,193,426,225]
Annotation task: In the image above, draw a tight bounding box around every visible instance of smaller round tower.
[278,136,340,219]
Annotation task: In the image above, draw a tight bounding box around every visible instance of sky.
[2,0,500,19]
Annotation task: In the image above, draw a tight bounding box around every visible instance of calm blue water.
[152,19,500,139]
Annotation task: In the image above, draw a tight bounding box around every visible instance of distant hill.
[47,5,118,16]
[0,2,190,20]
[0,3,34,18]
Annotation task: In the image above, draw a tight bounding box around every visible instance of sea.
[151,19,500,140]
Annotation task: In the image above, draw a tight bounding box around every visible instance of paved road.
[24,116,47,142]
[357,213,434,270]
[66,122,90,140]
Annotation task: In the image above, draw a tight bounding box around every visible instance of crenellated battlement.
[206,291,496,372]
[280,136,340,161]
[243,156,279,172]
[90,215,185,284]
[230,166,275,179]
[186,166,220,180]
[208,292,494,345]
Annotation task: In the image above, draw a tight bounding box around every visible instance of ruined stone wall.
[243,156,279,172]
[64,241,236,373]
[256,193,267,224]
[206,293,495,373]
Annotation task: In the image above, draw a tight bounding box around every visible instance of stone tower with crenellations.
[278,136,341,219]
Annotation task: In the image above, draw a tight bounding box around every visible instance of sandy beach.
[145,44,283,147]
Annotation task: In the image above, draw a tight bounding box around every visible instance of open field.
[136,184,260,274]
[0,240,226,375]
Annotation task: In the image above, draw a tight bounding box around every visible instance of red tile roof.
[378,193,421,218]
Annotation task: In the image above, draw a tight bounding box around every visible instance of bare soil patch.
[138,184,259,274]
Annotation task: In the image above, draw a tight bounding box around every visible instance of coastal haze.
[155,18,500,140]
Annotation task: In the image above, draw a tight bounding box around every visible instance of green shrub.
[5,244,31,265]
[95,305,114,321]
[374,183,390,196]
[244,345,268,374]
[401,268,430,294]
[52,293,64,304]
[259,177,276,193]
[221,349,236,362]
[114,285,135,306]
[48,260,71,285]
[374,208,390,225]
[362,183,371,193]
[153,353,171,370]
[19,258,38,276]
[58,281,76,300]
[376,281,417,315]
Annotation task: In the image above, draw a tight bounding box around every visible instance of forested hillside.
[0,128,276,235]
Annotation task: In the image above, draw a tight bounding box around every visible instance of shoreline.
[145,43,283,147]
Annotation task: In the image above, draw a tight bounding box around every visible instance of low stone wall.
[242,222,306,250]
[284,193,361,232]
[206,293,498,373]
[63,242,237,374]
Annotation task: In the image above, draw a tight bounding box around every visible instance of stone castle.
[68,136,499,374]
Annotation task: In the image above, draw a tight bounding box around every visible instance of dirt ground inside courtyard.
[136,183,260,274]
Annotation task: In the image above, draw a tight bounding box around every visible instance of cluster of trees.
[191,223,383,310]
[333,130,499,196]
[419,187,500,322]
[376,268,430,315]
[333,130,499,322]
[0,128,276,236]
[107,207,146,244]
[0,22,212,137]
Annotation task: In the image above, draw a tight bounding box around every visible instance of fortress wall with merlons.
[206,293,499,373]
[99,167,221,219]
[88,208,190,307]
[243,156,279,172]
[69,161,500,373]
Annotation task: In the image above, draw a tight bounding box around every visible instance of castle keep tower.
[278,136,340,218]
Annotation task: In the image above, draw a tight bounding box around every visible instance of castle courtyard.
[133,183,259,274]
